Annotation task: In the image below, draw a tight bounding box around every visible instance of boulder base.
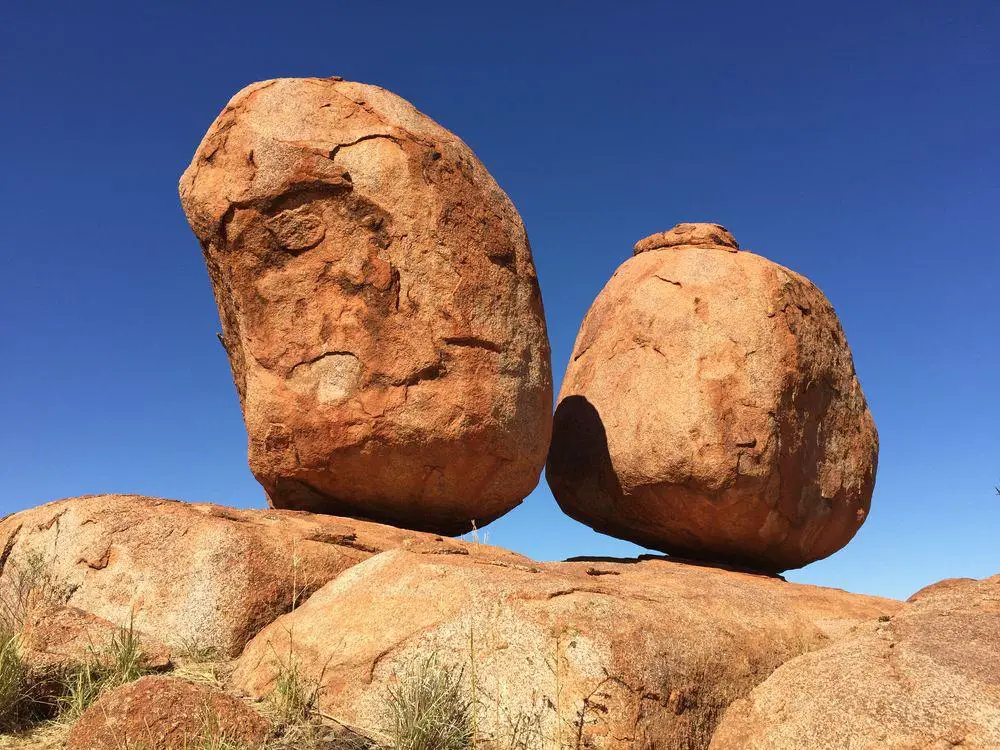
[0,494,444,657]
[232,545,898,749]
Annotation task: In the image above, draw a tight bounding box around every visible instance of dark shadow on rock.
[563,554,786,580]
[545,395,622,531]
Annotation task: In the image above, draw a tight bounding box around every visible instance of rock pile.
[179,77,552,535]
[10,75,975,750]
[547,223,879,572]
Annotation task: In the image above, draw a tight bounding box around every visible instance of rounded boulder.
[546,223,878,572]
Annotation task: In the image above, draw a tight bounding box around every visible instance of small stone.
[66,676,269,750]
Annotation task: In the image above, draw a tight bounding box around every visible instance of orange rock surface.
[232,544,899,749]
[710,574,1000,749]
[179,77,552,535]
[67,676,269,750]
[547,223,878,572]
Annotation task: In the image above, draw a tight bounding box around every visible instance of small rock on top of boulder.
[179,76,552,536]
[547,222,878,573]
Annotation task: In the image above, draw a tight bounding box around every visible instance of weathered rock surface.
[547,222,878,572]
[0,495,445,657]
[179,76,552,535]
[20,604,170,673]
[709,574,1000,749]
[232,545,899,749]
[67,676,269,750]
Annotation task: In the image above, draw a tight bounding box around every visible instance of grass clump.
[267,644,323,728]
[384,654,474,750]
[0,550,69,636]
[176,635,220,665]
[184,736,256,750]
[57,614,155,723]
[0,632,29,731]
[0,549,71,731]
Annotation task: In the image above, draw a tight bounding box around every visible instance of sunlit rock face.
[180,77,552,534]
[547,223,878,573]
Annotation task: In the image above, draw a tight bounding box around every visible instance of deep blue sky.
[2,1,997,600]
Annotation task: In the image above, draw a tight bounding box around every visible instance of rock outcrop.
[67,676,269,750]
[547,223,878,573]
[20,604,170,673]
[709,574,1000,749]
[232,544,899,749]
[179,76,552,535]
[0,494,445,657]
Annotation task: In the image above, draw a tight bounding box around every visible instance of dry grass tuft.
[0,550,72,732]
[55,613,156,724]
[0,550,70,636]
[384,654,474,750]
[0,632,30,731]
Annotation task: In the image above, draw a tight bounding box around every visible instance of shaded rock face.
[67,676,269,750]
[547,223,878,573]
[179,77,552,535]
[232,546,899,750]
[709,574,1000,750]
[0,495,446,657]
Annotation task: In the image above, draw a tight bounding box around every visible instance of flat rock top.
[633,222,740,254]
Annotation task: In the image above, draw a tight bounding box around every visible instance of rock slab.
[0,494,444,657]
[20,604,170,673]
[179,76,552,535]
[710,574,1000,749]
[547,223,878,572]
[232,545,899,749]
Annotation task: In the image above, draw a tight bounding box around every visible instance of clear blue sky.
[2,1,997,600]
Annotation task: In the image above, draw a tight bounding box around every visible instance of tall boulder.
[547,223,878,572]
[709,574,1000,749]
[179,77,552,534]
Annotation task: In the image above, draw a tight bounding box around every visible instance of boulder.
[546,223,878,572]
[709,574,1000,749]
[179,76,552,535]
[20,604,170,673]
[67,676,269,750]
[231,546,899,749]
[0,495,444,657]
